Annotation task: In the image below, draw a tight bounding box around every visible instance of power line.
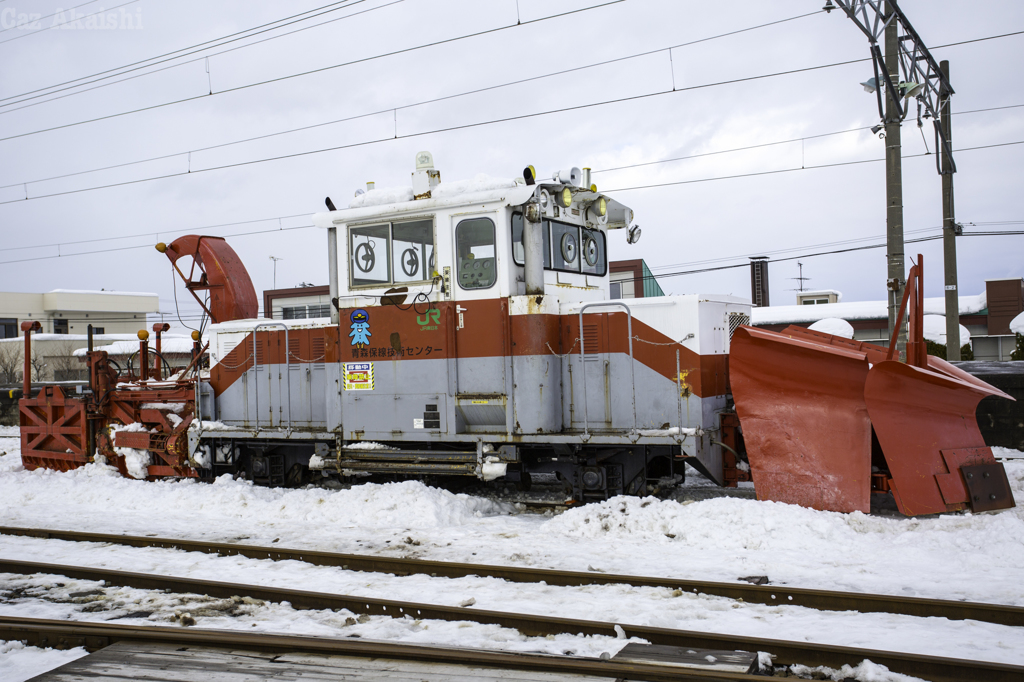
[603,140,1024,194]
[642,231,1024,284]
[0,223,317,266]
[0,213,310,252]
[0,0,625,138]
[0,0,387,110]
[3,28,1019,204]
[0,10,828,191]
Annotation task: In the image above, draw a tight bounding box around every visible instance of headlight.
[561,187,572,208]
[596,196,607,217]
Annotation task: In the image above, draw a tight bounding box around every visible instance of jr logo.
[417,308,441,330]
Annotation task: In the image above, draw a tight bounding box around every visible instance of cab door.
[450,214,509,432]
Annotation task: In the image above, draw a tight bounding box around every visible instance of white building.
[0,289,159,337]
[0,289,160,383]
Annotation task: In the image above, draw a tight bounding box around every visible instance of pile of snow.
[922,315,970,347]
[808,317,855,338]
[1011,311,1024,335]
[348,185,414,208]
[0,640,89,682]
[431,174,517,199]
[110,423,153,479]
[347,174,518,209]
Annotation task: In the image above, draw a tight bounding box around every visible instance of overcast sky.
[0,0,1021,332]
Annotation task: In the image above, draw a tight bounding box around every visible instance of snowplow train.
[18,158,1016,516]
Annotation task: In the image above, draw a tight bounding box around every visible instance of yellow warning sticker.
[343,362,374,390]
[471,400,489,404]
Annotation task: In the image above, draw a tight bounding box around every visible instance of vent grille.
[288,338,300,364]
[311,335,326,365]
[728,312,750,339]
[582,324,600,361]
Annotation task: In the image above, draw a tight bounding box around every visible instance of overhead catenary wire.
[0,4,816,113]
[0,0,625,132]
[0,9,835,191]
[0,0,389,109]
[0,136,1021,260]
[2,29,1020,205]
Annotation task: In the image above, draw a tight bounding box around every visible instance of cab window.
[456,218,496,290]
[349,219,434,288]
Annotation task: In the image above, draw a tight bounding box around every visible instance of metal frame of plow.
[730,254,1015,516]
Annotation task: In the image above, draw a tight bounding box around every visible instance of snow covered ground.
[1,425,1023,681]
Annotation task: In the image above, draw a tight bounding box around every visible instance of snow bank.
[808,317,855,338]
[542,475,1024,574]
[0,640,89,682]
[1011,311,1024,335]
[0,464,512,529]
[922,315,970,347]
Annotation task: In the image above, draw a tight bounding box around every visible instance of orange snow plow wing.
[731,255,1015,516]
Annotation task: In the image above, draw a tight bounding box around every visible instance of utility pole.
[940,59,960,360]
[883,2,906,357]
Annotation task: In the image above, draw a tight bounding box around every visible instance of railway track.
[0,616,762,682]
[1,525,1021,627]
[0,557,1021,682]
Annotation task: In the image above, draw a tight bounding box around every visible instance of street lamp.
[269,256,284,290]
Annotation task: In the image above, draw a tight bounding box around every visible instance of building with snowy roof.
[751,278,1024,362]
[0,289,160,383]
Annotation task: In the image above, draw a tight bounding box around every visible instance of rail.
[0,558,1018,682]
[577,302,637,439]
[0,616,759,682]
[1,526,1020,628]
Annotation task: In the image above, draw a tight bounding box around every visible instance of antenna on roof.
[788,261,811,293]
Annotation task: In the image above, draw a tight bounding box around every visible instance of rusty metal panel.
[730,327,873,513]
[864,361,1008,516]
[113,431,156,450]
[19,386,89,472]
[962,463,1016,512]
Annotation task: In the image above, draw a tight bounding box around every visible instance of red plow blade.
[729,326,874,513]
[730,255,1015,516]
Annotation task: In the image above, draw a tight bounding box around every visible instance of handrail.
[578,302,637,440]
[251,322,291,431]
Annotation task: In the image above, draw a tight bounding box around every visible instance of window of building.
[511,215,606,276]
[0,318,15,339]
[53,318,68,334]
[93,327,105,334]
[456,218,496,290]
[282,306,307,320]
[610,271,636,299]
[801,298,830,305]
[350,219,433,289]
[308,304,331,318]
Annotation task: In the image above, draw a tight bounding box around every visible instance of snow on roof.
[208,317,332,334]
[48,289,157,297]
[0,333,140,344]
[347,174,519,210]
[751,291,987,326]
[72,336,196,357]
[1011,311,1024,335]
[923,314,971,347]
